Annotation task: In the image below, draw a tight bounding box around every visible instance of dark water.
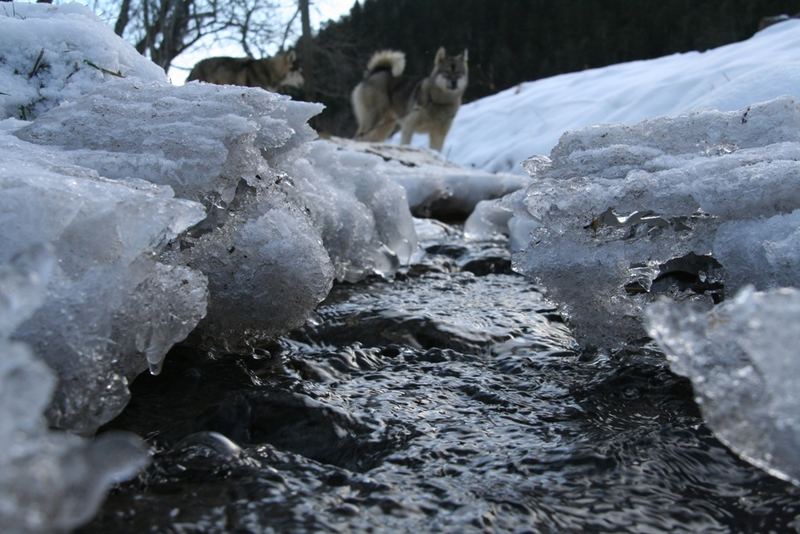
[81,227,800,533]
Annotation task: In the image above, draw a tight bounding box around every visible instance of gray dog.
[351,47,468,151]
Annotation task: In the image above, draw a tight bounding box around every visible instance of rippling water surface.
[81,226,800,533]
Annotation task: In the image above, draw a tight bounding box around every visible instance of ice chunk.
[277,140,417,281]
[0,247,148,534]
[508,97,800,348]
[1,128,208,434]
[2,2,418,432]
[180,207,334,351]
[646,287,800,486]
[17,81,417,349]
[15,81,321,205]
[714,209,800,291]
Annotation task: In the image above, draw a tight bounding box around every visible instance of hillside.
[302,0,797,136]
[441,18,800,172]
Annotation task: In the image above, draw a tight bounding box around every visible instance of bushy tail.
[365,50,406,77]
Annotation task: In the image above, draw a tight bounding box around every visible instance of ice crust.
[1,126,209,433]
[475,95,800,486]
[0,247,149,534]
[16,82,417,349]
[646,287,800,486]
[487,97,800,348]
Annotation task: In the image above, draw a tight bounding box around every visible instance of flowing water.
[80,225,800,533]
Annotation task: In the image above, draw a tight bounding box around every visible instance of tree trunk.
[298,0,314,100]
[114,0,133,36]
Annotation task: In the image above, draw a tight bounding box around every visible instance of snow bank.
[646,287,800,487]
[479,97,800,349]
[441,19,800,173]
[0,3,165,120]
[331,139,529,220]
[0,246,148,534]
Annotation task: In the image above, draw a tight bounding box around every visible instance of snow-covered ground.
[2,3,800,532]
[439,19,800,173]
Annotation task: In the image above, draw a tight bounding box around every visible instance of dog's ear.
[462,49,469,63]
[286,50,296,64]
[434,47,446,65]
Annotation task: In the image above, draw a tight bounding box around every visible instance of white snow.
[441,19,800,173]
[0,3,165,120]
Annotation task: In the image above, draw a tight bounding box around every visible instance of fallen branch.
[83,59,125,78]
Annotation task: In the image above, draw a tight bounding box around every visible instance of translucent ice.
[1,2,418,428]
[505,97,800,348]
[0,247,148,534]
[1,127,208,434]
[17,80,417,350]
[646,287,800,486]
[330,139,530,221]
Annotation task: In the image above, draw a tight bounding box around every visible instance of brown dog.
[187,50,303,92]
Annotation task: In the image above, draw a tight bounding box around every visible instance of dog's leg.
[364,114,398,142]
[429,132,445,151]
[400,120,414,145]
[429,126,448,151]
[429,118,455,152]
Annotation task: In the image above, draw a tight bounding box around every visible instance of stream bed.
[80,226,800,533]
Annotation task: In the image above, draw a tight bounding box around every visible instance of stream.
[80,224,800,533]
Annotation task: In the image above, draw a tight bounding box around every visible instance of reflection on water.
[81,227,800,533]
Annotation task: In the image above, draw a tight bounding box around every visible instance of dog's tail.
[365,50,406,77]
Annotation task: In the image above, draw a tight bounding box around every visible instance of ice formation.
[1,125,209,434]
[15,82,417,349]
[0,246,148,534]
[1,3,420,528]
[1,2,417,434]
[646,287,800,486]
[474,97,800,348]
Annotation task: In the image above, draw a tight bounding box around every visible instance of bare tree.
[105,0,296,72]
